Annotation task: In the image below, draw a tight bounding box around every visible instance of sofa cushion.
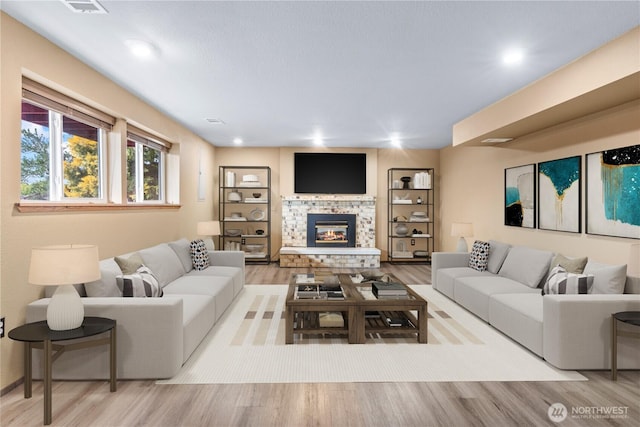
[487,240,511,274]
[454,276,540,321]
[116,265,163,297]
[542,266,594,295]
[583,261,627,294]
[489,293,543,356]
[139,244,186,288]
[190,239,210,271]
[435,267,493,299]
[85,258,122,297]
[469,241,490,272]
[187,265,245,296]
[168,239,194,273]
[163,275,235,322]
[498,246,553,288]
[114,253,144,274]
[550,253,588,274]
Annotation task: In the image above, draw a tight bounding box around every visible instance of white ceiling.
[2,1,638,149]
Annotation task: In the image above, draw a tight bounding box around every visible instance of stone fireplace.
[280,195,380,268]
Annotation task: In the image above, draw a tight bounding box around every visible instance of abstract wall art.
[505,164,536,228]
[586,144,640,239]
[538,156,581,233]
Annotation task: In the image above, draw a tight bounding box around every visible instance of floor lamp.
[28,245,100,331]
[451,222,474,252]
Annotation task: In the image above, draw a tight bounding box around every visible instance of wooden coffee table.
[285,272,427,344]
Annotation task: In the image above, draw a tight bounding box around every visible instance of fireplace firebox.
[307,214,356,247]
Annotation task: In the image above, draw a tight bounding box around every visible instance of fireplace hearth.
[307,214,356,247]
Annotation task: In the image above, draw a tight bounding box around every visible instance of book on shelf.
[386,317,412,327]
[326,291,344,300]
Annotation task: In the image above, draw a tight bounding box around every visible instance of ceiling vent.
[61,0,108,14]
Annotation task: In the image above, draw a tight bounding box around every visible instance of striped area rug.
[158,285,586,384]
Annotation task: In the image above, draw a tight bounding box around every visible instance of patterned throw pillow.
[116,265,162,297]
[190,239,210,271]
[468,241,490,272]
[542,266,594,295]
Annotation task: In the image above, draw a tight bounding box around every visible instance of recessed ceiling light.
[205,118,226,124]
[502,48,524,65]
[313,135,324,146]
[125,39,156,59]
[390,135,401,147]
[481,137,514,144]
[233,138,243,145]
[61,0,108,14]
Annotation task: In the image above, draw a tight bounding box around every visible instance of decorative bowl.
[252,192,262,198]
[255,229,265,235]
[228,191,242,202]
[226,229,242,236]
[230,212,242,219]
[245,244,264,253]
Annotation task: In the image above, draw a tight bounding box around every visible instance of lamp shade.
[29,245,100,286]
[451,222,474,237]
[197,221,221,236]
[28,244,99,330]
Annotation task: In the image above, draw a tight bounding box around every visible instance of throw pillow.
[542,266,594,295]
[550,254,588,274]
[114,253,144,274]
[190,239,210,271]
[583,261,627,294]
[469,241,490,272]
[498,246,554,288]
[487,240,511,274]
[116,265,162,297]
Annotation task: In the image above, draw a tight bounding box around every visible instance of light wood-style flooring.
[2,263,638,427]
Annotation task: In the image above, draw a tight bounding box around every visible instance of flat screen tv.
[294,152,366,194]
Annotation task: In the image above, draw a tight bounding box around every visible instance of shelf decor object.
[504,164,536,228]
[28,244,100,330]
[586,145,640,239]
[451,222,474,252]
[538,156,581,233]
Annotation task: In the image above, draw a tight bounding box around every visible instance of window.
[21,78,113,202]
[126,127,170,203]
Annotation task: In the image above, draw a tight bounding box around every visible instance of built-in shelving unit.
[387,168,434,264]
[219,166,271,264]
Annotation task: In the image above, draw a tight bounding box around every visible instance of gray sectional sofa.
[26,238,245,379]
[432,241,640,370]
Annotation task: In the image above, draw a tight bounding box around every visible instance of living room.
[1,2,639,426]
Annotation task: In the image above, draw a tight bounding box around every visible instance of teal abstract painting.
[538,156,581,233]
[587,145,640,239]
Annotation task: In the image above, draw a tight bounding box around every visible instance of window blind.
[127,125,172,152]
[22,77,115,131]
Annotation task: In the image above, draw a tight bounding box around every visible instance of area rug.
[157,285,586,384]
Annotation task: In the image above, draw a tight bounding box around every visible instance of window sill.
[15,202,181,213]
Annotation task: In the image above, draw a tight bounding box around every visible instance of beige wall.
[440,100,639,264]
[0,14,217,389]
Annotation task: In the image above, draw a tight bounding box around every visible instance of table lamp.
[451,222,474,252]
[197,220,221,250]
[28,245,100,331]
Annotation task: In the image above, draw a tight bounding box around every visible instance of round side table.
[9,316,117,425]
[611,311,640,381]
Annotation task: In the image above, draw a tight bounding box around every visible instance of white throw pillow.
[583,261,627,294]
